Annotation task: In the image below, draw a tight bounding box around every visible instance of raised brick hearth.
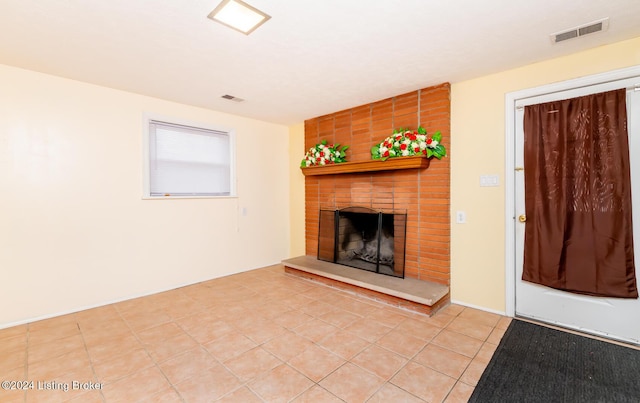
[283,256,450,315]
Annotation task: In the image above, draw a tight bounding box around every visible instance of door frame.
[504,65,640,317]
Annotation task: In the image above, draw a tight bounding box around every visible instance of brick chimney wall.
[303,83,451,285]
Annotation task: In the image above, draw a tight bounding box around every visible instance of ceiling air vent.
[221,94,245,102]
[550,18,609,44]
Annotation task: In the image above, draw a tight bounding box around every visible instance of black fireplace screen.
[317,207,407,278]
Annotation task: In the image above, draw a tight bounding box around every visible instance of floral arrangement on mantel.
[371,126,446,161]
[300,140,349,167]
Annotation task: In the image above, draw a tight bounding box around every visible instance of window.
[144,118,236,198]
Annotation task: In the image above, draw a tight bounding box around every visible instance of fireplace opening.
[317,207,407,278]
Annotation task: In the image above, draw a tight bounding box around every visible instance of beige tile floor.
[0,264,511,403]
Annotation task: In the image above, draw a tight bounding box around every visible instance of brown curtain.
[523,88,638,298]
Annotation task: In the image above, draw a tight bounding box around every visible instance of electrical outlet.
[456,211,466,223]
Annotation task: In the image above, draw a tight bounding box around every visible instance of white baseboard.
[451,299,509,317]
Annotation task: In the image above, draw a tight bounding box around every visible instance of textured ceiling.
[1,0,640,125]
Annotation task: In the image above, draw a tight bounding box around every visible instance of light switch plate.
[480,175,500,187]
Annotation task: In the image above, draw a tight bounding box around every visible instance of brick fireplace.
[304,83,450,285]
[285,83,451,314]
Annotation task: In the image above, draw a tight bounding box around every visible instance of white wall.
[0,64,291,327]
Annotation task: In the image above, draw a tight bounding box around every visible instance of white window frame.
[142,114,237,199]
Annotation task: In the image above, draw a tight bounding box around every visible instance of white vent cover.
[550,18,609,44]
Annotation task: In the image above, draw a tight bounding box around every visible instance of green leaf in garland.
[342,145,349,151]
[418,126,427,135]
[432,131,442,142]
[432,145,447,159]
[321,139,327,145]
[371,146,380,159]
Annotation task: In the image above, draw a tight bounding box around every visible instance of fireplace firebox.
[317,207,407,278]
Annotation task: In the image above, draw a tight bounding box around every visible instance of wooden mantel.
[300,155,430,176]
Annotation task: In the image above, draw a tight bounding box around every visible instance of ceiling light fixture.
[207,0,271,35]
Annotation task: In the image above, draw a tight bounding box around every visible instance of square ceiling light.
[207,0,271,35]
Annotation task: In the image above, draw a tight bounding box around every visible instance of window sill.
[142,195,238,200]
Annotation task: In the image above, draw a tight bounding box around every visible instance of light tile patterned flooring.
[0,264,511,403]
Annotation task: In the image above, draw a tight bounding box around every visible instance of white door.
[515,77,640,345]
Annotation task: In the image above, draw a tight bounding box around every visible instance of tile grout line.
[76,320,107,403]
[115,303,185,403]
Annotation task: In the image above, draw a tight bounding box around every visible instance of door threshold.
[515,315,640,350]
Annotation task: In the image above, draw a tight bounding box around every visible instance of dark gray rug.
[469,319,640,403]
